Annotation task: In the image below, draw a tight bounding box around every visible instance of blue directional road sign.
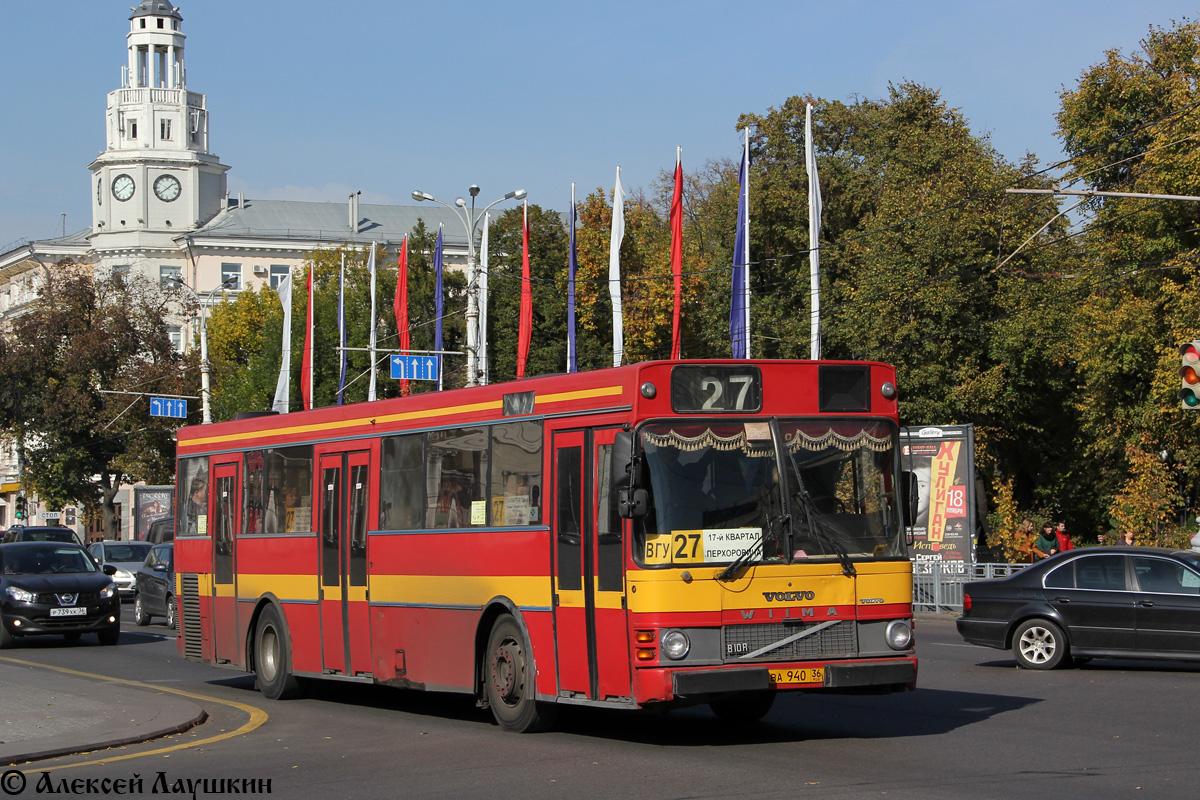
[390,354,440,382]
[149,397,188,419]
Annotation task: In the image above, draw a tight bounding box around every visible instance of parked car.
[957,546,1200,669]
[87,541,153,599]
[2,526,81,545]
[0,541,121,647]
[146,516,174,544]
[133,543,175,628]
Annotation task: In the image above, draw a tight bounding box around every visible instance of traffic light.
[1181,341,1200,410]
[14,495,26,520]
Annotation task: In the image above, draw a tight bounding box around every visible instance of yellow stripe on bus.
[236,573,319,601]
[178,385,624,451]
[371,574,552,607]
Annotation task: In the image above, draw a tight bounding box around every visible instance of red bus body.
[174,360,916,730]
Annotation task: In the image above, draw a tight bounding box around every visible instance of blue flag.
[567,185,578,373]
[730,133,751,359]
[434,226,444,388]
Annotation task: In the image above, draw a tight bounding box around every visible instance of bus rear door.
[316,450,373,677]
[212,461,240,664]
[552,428,631,702]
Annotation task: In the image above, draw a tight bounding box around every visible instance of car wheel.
[254,604,303,700]
[134,595,150,626]
[166,596,177,630]
[97,626,120,646]
[1012,619,1067,670]
[483,615,558,733]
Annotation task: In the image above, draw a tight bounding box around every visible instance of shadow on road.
[207,671,1038,745]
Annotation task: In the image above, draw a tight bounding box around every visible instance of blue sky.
[1,1,1195,250]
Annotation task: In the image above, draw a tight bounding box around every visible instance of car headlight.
[885,619,913,650]
[5,585,35,603]
[100,582,118,600]
[115,569,132,581]
[661,629,690,660]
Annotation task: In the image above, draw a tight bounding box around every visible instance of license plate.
[50,607,86,617]
[768,667,824,686]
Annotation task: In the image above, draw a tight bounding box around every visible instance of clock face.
[154,174,181,202]
[112,174,135,202]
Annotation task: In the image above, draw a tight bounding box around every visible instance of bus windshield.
[633,419,902,568]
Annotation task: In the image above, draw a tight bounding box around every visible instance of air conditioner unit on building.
[252,265,266,275]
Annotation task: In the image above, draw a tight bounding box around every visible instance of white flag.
[367,243,378,401]
[806,103,823,360]
[478,212,491,386]
[271,272,293,413]
[609,166,625,368]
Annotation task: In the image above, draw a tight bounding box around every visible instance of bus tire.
[709,689,775,723]
[255,604,303,700]
[484,615,557,733]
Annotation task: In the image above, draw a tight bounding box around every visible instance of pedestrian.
[1033,521,1058,560]
[1120,530,1136,546]
[1054,521,1074,553]
[1015,518,1036,563]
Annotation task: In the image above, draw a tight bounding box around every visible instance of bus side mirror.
[900,471,919,527]
[618,488,649,519]
[612,430,634,489]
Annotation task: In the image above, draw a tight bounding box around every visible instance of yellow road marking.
[0,656,268,771]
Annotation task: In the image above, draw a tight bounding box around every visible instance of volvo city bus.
[173,359,917,731]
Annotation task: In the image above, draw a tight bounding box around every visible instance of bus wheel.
[255,605,303,700]
[484,615,557,733]
[709,690,776,723]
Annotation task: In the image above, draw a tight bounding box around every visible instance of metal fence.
[911,562,1029,613]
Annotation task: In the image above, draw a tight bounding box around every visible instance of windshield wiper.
[784,449,857,577]
[716,526,766,582]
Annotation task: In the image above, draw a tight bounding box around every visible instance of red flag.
[395,237,410,396]
[300,267,314,410]
[517,202,532,379]
[670,150,683,360]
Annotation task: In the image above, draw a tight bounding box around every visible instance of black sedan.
[0,542,121,647]
[133,543,175,628]
[957,546,1200,669]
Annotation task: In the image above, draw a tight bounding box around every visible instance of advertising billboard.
[900,425,976,571]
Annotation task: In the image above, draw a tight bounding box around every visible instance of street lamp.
[170,276,235,424]
[411,186,526,387]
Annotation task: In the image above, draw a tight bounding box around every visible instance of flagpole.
[609,166,625,368]
[479,214,490,385]
[567,183,577,374]
[670,147,683,360]
[337,251,347,405]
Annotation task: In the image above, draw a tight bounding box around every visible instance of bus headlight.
[885,620,913,650]
[661,629,690,660]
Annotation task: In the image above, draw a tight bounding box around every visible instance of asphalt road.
[2,614,1199,799]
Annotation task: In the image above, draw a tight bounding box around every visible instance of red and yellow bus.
[173,359,916,731]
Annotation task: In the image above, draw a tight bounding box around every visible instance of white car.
[87,541,153,598]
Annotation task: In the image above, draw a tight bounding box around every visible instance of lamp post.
[170,276,235,424]
[412,186,526,387]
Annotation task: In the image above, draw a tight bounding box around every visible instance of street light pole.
[170,276,234,423]
[412,187,525,387]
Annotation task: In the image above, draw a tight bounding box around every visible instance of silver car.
[88,541,153,599]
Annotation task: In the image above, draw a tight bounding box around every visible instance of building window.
[221,263,242,290]
[157,18,164,29]
[160,119,171,140]
[269,265,290,290]
[129,120,138,140]
[160,265,182,288]
[167,325,183,353]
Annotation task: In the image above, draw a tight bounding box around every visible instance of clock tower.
[88,1,228,275]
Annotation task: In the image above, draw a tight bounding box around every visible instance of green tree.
[0,268,190,537]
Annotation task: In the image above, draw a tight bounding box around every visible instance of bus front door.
[317,450,373,677]
[212,463,240,664]
[552,428,631,702]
